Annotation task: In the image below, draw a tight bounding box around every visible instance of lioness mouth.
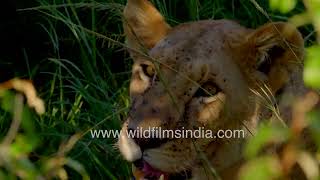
[133,159,191,180]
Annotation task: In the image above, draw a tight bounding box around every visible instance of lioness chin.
[117,0,306,179]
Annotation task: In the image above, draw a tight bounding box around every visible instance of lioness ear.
[123,0,170,51]
[247,22,304,93]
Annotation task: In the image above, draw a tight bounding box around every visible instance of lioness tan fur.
[117,0,305,179]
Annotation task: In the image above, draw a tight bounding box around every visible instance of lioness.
[117,0,306,179]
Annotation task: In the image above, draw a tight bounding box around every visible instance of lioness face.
[117,0,304,179]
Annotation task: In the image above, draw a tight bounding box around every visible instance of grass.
[0,0,317,179]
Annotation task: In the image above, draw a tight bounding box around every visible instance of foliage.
[240,0,320,179]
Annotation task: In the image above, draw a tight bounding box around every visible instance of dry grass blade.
[1,94,24,145]
[291,91,319,135]
[0,79,45,115]
[250,84,286,127]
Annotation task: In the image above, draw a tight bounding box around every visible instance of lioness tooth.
[159,174,164,180]
[132,164,136,172]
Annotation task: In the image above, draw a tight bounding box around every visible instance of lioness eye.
[141,64,155,77]
[194,82,220,97]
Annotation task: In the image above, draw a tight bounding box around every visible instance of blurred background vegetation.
[0,0,319,179]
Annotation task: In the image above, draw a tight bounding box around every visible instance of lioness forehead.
[149,20,249,64]
[145,20,251,101]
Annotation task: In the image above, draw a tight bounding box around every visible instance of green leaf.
[304,46,320,89]
[0,91,15,113]
[245,124,290,159]
[308,110,320,148]
[10,135,37,156]
[21,106,39,144]
[240,156,282,180]
[269,0,297,13]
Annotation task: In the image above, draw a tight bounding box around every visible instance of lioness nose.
[127,127,168,150]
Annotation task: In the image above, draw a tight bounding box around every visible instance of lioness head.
[117,0,304,179]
